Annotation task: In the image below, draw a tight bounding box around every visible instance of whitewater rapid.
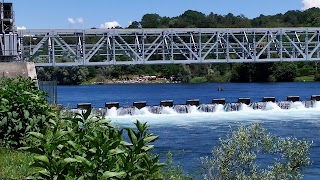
[104,101,320,126]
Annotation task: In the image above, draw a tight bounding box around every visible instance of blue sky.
[7,0,320,29]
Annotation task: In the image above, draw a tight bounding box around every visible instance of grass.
[295,75,315,82]
[0,148,35,179]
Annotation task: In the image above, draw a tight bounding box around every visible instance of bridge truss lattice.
[14,28,320,66]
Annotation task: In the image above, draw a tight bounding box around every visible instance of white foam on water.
[265,102,281,111]
[215,104,225,112]
[313,101,320,109]
[160,106,178,114]
[239,104,254,111]
[133,107,153,115]
[108,106,320,127]
[106,107,118,117]
[290,101,306,109]
[188,105,202,114]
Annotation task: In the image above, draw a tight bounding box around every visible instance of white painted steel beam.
[10,28,320,66]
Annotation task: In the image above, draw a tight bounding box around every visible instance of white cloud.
[17,26,27,30]
[77,17,84,24]
[68,17,84,25]
[302,0,320,10]
[67,17,76,24]
[100,21,121,29]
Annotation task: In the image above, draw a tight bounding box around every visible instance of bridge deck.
[12,28,320,66]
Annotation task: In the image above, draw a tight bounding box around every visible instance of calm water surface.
[58,82,320,179]
[58,82,320,108]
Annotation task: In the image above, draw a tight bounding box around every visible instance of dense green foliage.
[190,76,208,83]
[21,110,165,179]
[135,8,320,29]
[37,62,318,84]
[0,77,187,179]
[0,77,56,148]
[37,8,320,84]
[201,124,311,179]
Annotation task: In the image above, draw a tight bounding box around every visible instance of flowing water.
[58,82,320,179]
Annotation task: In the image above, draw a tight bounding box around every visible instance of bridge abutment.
[0,62,37,79]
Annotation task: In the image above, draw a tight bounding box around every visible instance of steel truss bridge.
[9,28,320,66]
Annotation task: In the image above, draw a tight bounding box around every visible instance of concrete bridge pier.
[0,62,37,79]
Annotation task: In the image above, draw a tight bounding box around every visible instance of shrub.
[0,77,56,148]
[190,76,207,83]
[161,152,194,180]
[201,123,311,179]
[21,110,164,179]
[314,71,320,81]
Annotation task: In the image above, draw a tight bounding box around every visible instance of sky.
[6,0,320,30]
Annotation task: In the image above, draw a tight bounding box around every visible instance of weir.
[70,100,320,117]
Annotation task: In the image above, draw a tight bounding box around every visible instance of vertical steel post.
[226,29,230,62]
[253,29,256,62]
[162,31,165,61]
[305,29,309,60]
[82,30,86,65]
[267,31,271,59]
[142,30,145,64]
[216,32,219,60]
[52,33,55,66]
[199,31,202,62]
[170,29,173,61]
[106,34,110,62]
[112,31,116,64]
[280,29,283,62]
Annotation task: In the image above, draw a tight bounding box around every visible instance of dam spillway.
[70,100,320,117]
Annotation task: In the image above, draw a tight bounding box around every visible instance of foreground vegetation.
[0,148,34,179]
[0,77,312,179]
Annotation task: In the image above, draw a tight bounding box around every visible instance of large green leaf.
[108,148,125,156]
[101,171,126,179]
[120,141,133,147]
[126,128,137,145]
[34,155,49,165]
[143,135,159,144]
[63,157,81,164]
[24,110,30,119]
[38,170,51,178]
[49,119,57,126]
[18,147,43,154]
[0,117,7,126]
[29,132,45,140]
[135,121,145,133]
[141,145,155,152]
[67,140,78,149]
[82,109,91,120]
[53,130,69,140]
[75,155,92,167]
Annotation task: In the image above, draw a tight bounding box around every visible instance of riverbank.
[81,75,315,85]
[82,77,181,85]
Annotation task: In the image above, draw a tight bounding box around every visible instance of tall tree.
[141,13,162,28]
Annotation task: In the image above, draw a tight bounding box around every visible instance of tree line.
[37,8,320,84]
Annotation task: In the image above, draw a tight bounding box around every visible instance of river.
[57,82,320,179]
